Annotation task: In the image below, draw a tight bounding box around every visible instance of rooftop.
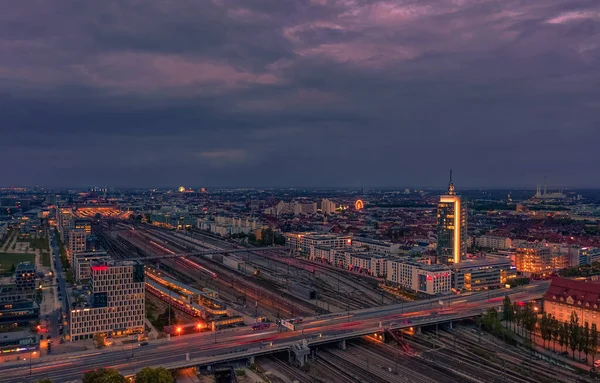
[544,278,600,310]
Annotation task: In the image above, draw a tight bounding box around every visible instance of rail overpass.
[0,282,548,382]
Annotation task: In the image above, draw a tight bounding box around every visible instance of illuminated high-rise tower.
[436,171,467,264]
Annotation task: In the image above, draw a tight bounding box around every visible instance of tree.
[37,379,53,383]
[569,311,580,359]
[590,323,599,365]
[582,322,591,363]
[82,368,124,383]
[502,296,513,327]
[135,367,174,383]
[539,312,548,348]
[551,317,559,352]
[93,333,106,349]
[558,322,566,352]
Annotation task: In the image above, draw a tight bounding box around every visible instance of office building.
[0,300,40,330]
[73,251,111,282]
[56,206,73,241]
[436,172,467,264]
[70,260,145,341]
[452,258,515,291]
[578,247,600,266]
[387,258,452,296]
[15,262,36,291]
[0,331,39,363]
[544,278,600,328]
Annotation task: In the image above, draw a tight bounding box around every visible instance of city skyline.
[2,0,600,188]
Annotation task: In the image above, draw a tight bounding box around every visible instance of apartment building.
[70,260,145,342]
[68,229,87,265]
[475,235,512,250]
[284,233,351,255]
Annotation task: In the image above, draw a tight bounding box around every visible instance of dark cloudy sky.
[1,0,599,189]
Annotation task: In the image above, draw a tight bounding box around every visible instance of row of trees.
[37,367,174,383]
[500,295,600,364]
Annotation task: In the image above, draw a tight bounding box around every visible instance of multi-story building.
[284,233,352,255]
[387,258,452,296]
[74,219,92,236]
[543,278,600,328]
[452,258,515,291]
[56,206,73,241]
[15,262,36,291]
[578,247,600,266]
[68,229,87,265]
[0,300,40,330]
[69,260,145,342]
[73,251,111,282]
[475,235,512,250]
[320,199,337,215]
[515,243,553,277]
[352,237,400,255]
[0,331,39,363]
[436,173,467,264]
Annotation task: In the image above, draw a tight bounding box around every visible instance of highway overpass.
[0,281,548,382]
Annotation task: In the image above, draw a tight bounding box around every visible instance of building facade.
[68,229,87,265]
[436,174,467,264]
[73,251,111,282]
[543,278,600,329]
[69,260,145,342]
[352,237,400,255]
[475,235,512,250]
[452,258,515,291]
[515,244,553,277]
[387,258,452,296]
[15,262,36,291]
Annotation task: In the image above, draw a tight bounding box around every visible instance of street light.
[196,323,202,331]
[176,327,182,336]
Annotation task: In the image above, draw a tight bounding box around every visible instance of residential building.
[515,242,569,277]
[68,229,87,265]
[57,206,73,241]
[69,260,145,342]
[320,199,337,215]
[352,237,400,255]
[73,251,111,282]
[543,278,600,328]
[15,262,36,291]
[74,219,92,236]
[436,173,467,264]
[452,258,515,291]
[475,235,512,250]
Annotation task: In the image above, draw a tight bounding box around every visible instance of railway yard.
[254,326,597,383]
[93,223,404,332]
[90,223,597,383]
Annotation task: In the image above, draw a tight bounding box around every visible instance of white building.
[284,233,352,254]
[387,258,452,296]
[320,199,337,215]
[70,260,145,342]
[352,237,400,255]
[475,235,512,250]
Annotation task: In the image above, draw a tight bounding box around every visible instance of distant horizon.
[0,184,595,191]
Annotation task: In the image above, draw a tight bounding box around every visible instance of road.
[0,281,549,382]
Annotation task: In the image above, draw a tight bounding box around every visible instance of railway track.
[267,356,316,383]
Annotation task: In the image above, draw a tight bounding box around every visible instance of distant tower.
[437,170,467,264]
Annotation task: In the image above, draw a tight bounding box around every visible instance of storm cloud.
[1,0,599,188]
